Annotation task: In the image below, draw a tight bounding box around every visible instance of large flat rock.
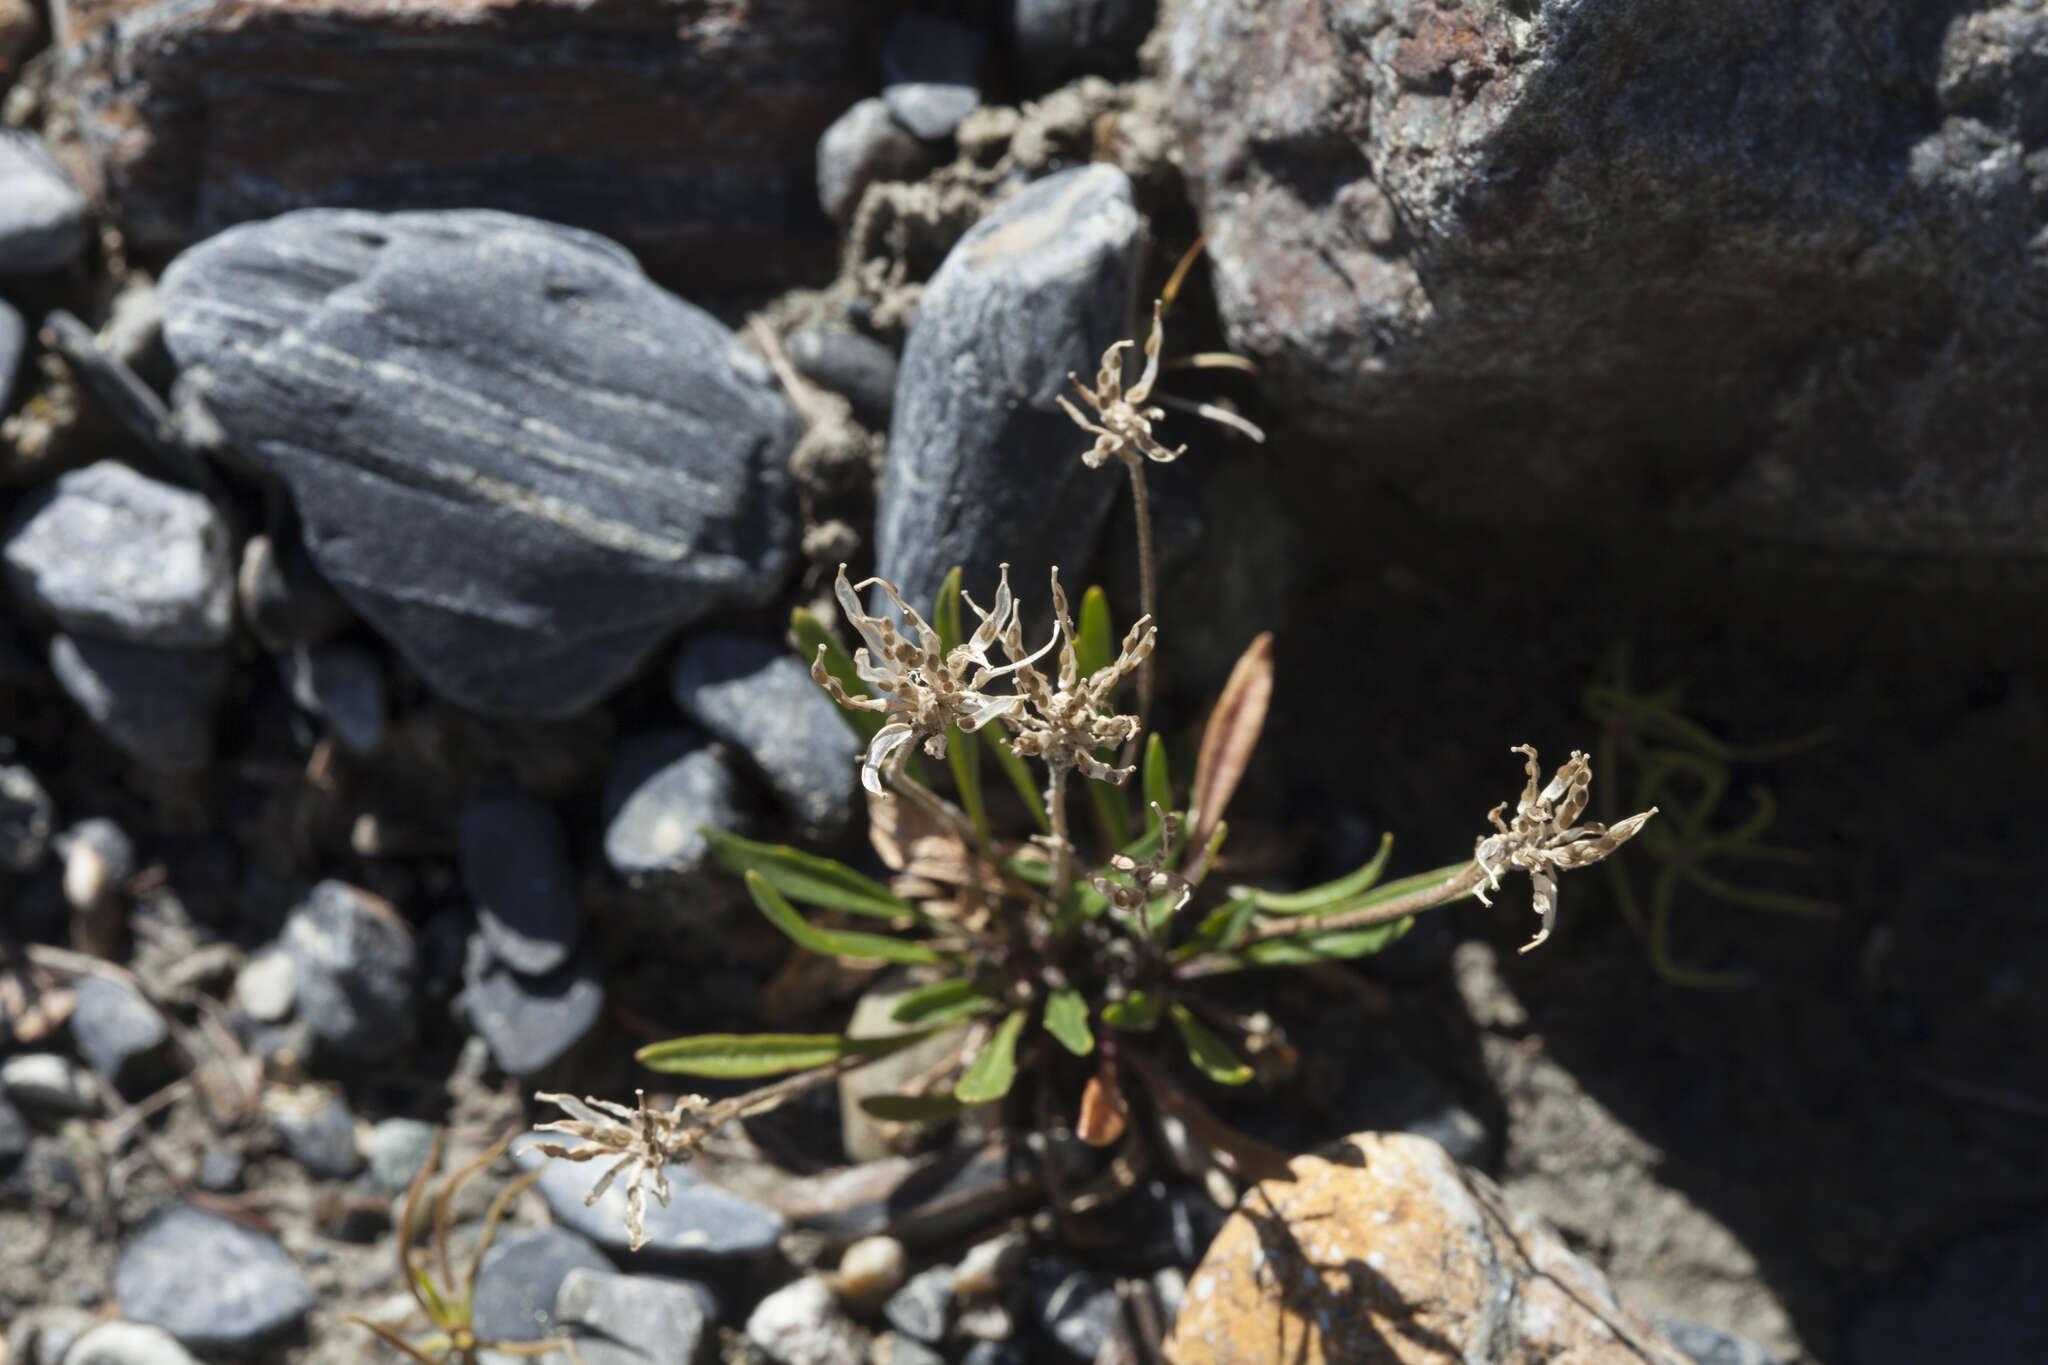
[160,208,797,717]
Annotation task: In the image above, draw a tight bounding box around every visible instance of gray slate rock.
[554,1267,711,1365]
[0,131,89,274]
[817,99,936,224]
[458,939,603,1077]
[159,208,798,717]
[280,880,419,1061]
[471,1227,610,1343]
[367,1117,439,1194]
[882,13,987,141]
[1652,1317,1782,1365]
[1171,0,2048,555]
[271,1091,360,1179]
[5,461,233,648]
[0,763,55,871]
[875,163,1139,618]
[36,312,206,487]
[0,1093,27,1168]
[601,729,741,881]
[280,642,385,754]
[671,634,858,833]
[61,1323,202,1365]
[69,976,168,1090]
[745,1276,868,1365]
[460,792,580,976]
[1030,1260,1121,1362]
[520,1136,784,1261]
[1,297,22,412]
[48,634,228,776]
[114,1205,316,1350]
[1,1053,97,1114]
[1007,0,1153,92]
[882,1267,954,1344]
[1845,1211,2048,1365]
[788,329,899,425]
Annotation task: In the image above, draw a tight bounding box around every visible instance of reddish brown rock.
[52,0,892,290]
[1167,1133,1691,1365]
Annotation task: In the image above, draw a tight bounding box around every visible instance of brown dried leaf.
[1187,632,1273,859]
[1077,1073,1128,1147]
[867,789,1008,892]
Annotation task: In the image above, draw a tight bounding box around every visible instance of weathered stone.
[54,0,884,290]
[1652,1317,1782,1365]
[69,976,168,1091]
[671,633,858,833]
[601,729,741,881]
[458,938,602,1077]
[1,1053,97,1115]
[1007,0,1154,93]
[460,792,581,976]
[267,1086,360,1179]
[1171,0,2048,556]
[0,763,55,871]
[234,949,296,1024]
[160,208,798,717]
[828,1234,907,1311]
[881,13,987,141]
[279,642,386,754]
[817,99,936,224]
[471,1227,610,1344]
[61,1323,202,1365]
[1029,1259,1121,1362]
[1167,1133,1690,1364]
[366,1118,439,1195]
[746,1276,870,1365]
[882,1267,955,1345]
[875,163,1140,617]
[553,1267,711,1365]
[0,131,88,275]
[788,328,900,424]
[520,1135,785,1261]
[5,462,233,648]
[280,880,418,1061]
[114,1206,316,1351]
[1,298,23,413]
[48,634,228,776]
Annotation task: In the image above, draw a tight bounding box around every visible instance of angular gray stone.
[0,763,55,871]
[788,328,900,424]
[553,1267,711,1365]
[460,792,580,976]
[458,940,603,1077]
[471,1226,610,1344]
[114,1205,316,1350]
[671,633,857,833]
[875,163,1140,617]
[1,297,23,412]
[745,1276,869,1365]
[280,642,385,754]
[520,1136,784,1261]
[1171,0,2048,555]
[159,208,799,717]
[601,729,741,881]
[1,1053,97,1114]
[0,131,89,274]
[69,976,168,1090]
[270,1090,360,1179]
[882,13,987,141]
[882,1267,955,1345]
[1007,0,1153,92]
[817,99,935,223]
[61,1323,202,1365]
[48,634,229,777]
[5,461,233,648]
[367,1117,439,1195]
[1029,1260,1120,1362]
[280,880,418,1061]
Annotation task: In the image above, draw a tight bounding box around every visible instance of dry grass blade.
[1186,632,1273,865]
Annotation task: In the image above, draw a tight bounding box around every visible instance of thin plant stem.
[1047,764,1074,904]
[1121,456,1156,771]
[1176,863,1488,978]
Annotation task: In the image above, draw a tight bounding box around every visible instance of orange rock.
[1167,1133,1691,1365]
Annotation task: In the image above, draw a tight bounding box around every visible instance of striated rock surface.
[875,163,1140,615]
[1171,0,2048,554]
[1168,1133,1691,1364]
[160,208,798,717]
[52,0,886,290]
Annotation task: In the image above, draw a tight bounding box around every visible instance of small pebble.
[48,634,229,776]
[746,1276,870,1365]
[788,329,899,425]
[0,763,54,871]
[601,728,741,882]
[281,880,418,1061]
[114,1205,316,1350]
[816,98,934,222]
[61,1322,201,1365]
[280,642,386,754]
[457,939,603,1077]
[0,130,88,274]
[1,1053,98,1115]
[195,1145,244,1193]
[470,1227,610,1343]
[671,633,858,833]
[234,949,297,1024]
[68,976,168,1091]
[367,1117,440,1194]
[267,1087,361,1179]
[881,12,987,141]
[553,1267,712,1365]
[459,792,582,976]
[881,1266,954,1345]
[831,1235,908,1311]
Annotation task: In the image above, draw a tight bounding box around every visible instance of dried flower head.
[1058,299,1186,469]
[998,569,1155,783]
[814,564,1052,796]
[1473,745,1658,954]
[1091,809,1192,922]
[525,1090,710,1251]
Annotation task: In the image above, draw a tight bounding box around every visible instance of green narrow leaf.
[1245,832,1395,914]
[1087,774,1133,852]
[409,1265,453,1328]
[744,871,943,964]
[1043,987,1094,1055]
[954,1010,1027,1103]
[982,730,1051,834]
[792,607,884,742]
[1143,734,1172,835]
[859,1093,969,1122]
[1176,895,1259,960]
[1170,1004,1253,1086]
[1101,990,1160,1032]
[636,1030,930,1078]
[1076,586,1115,680]
[1236,917,1414,966]
[707,827,921,921]
[890,978,994,1026]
